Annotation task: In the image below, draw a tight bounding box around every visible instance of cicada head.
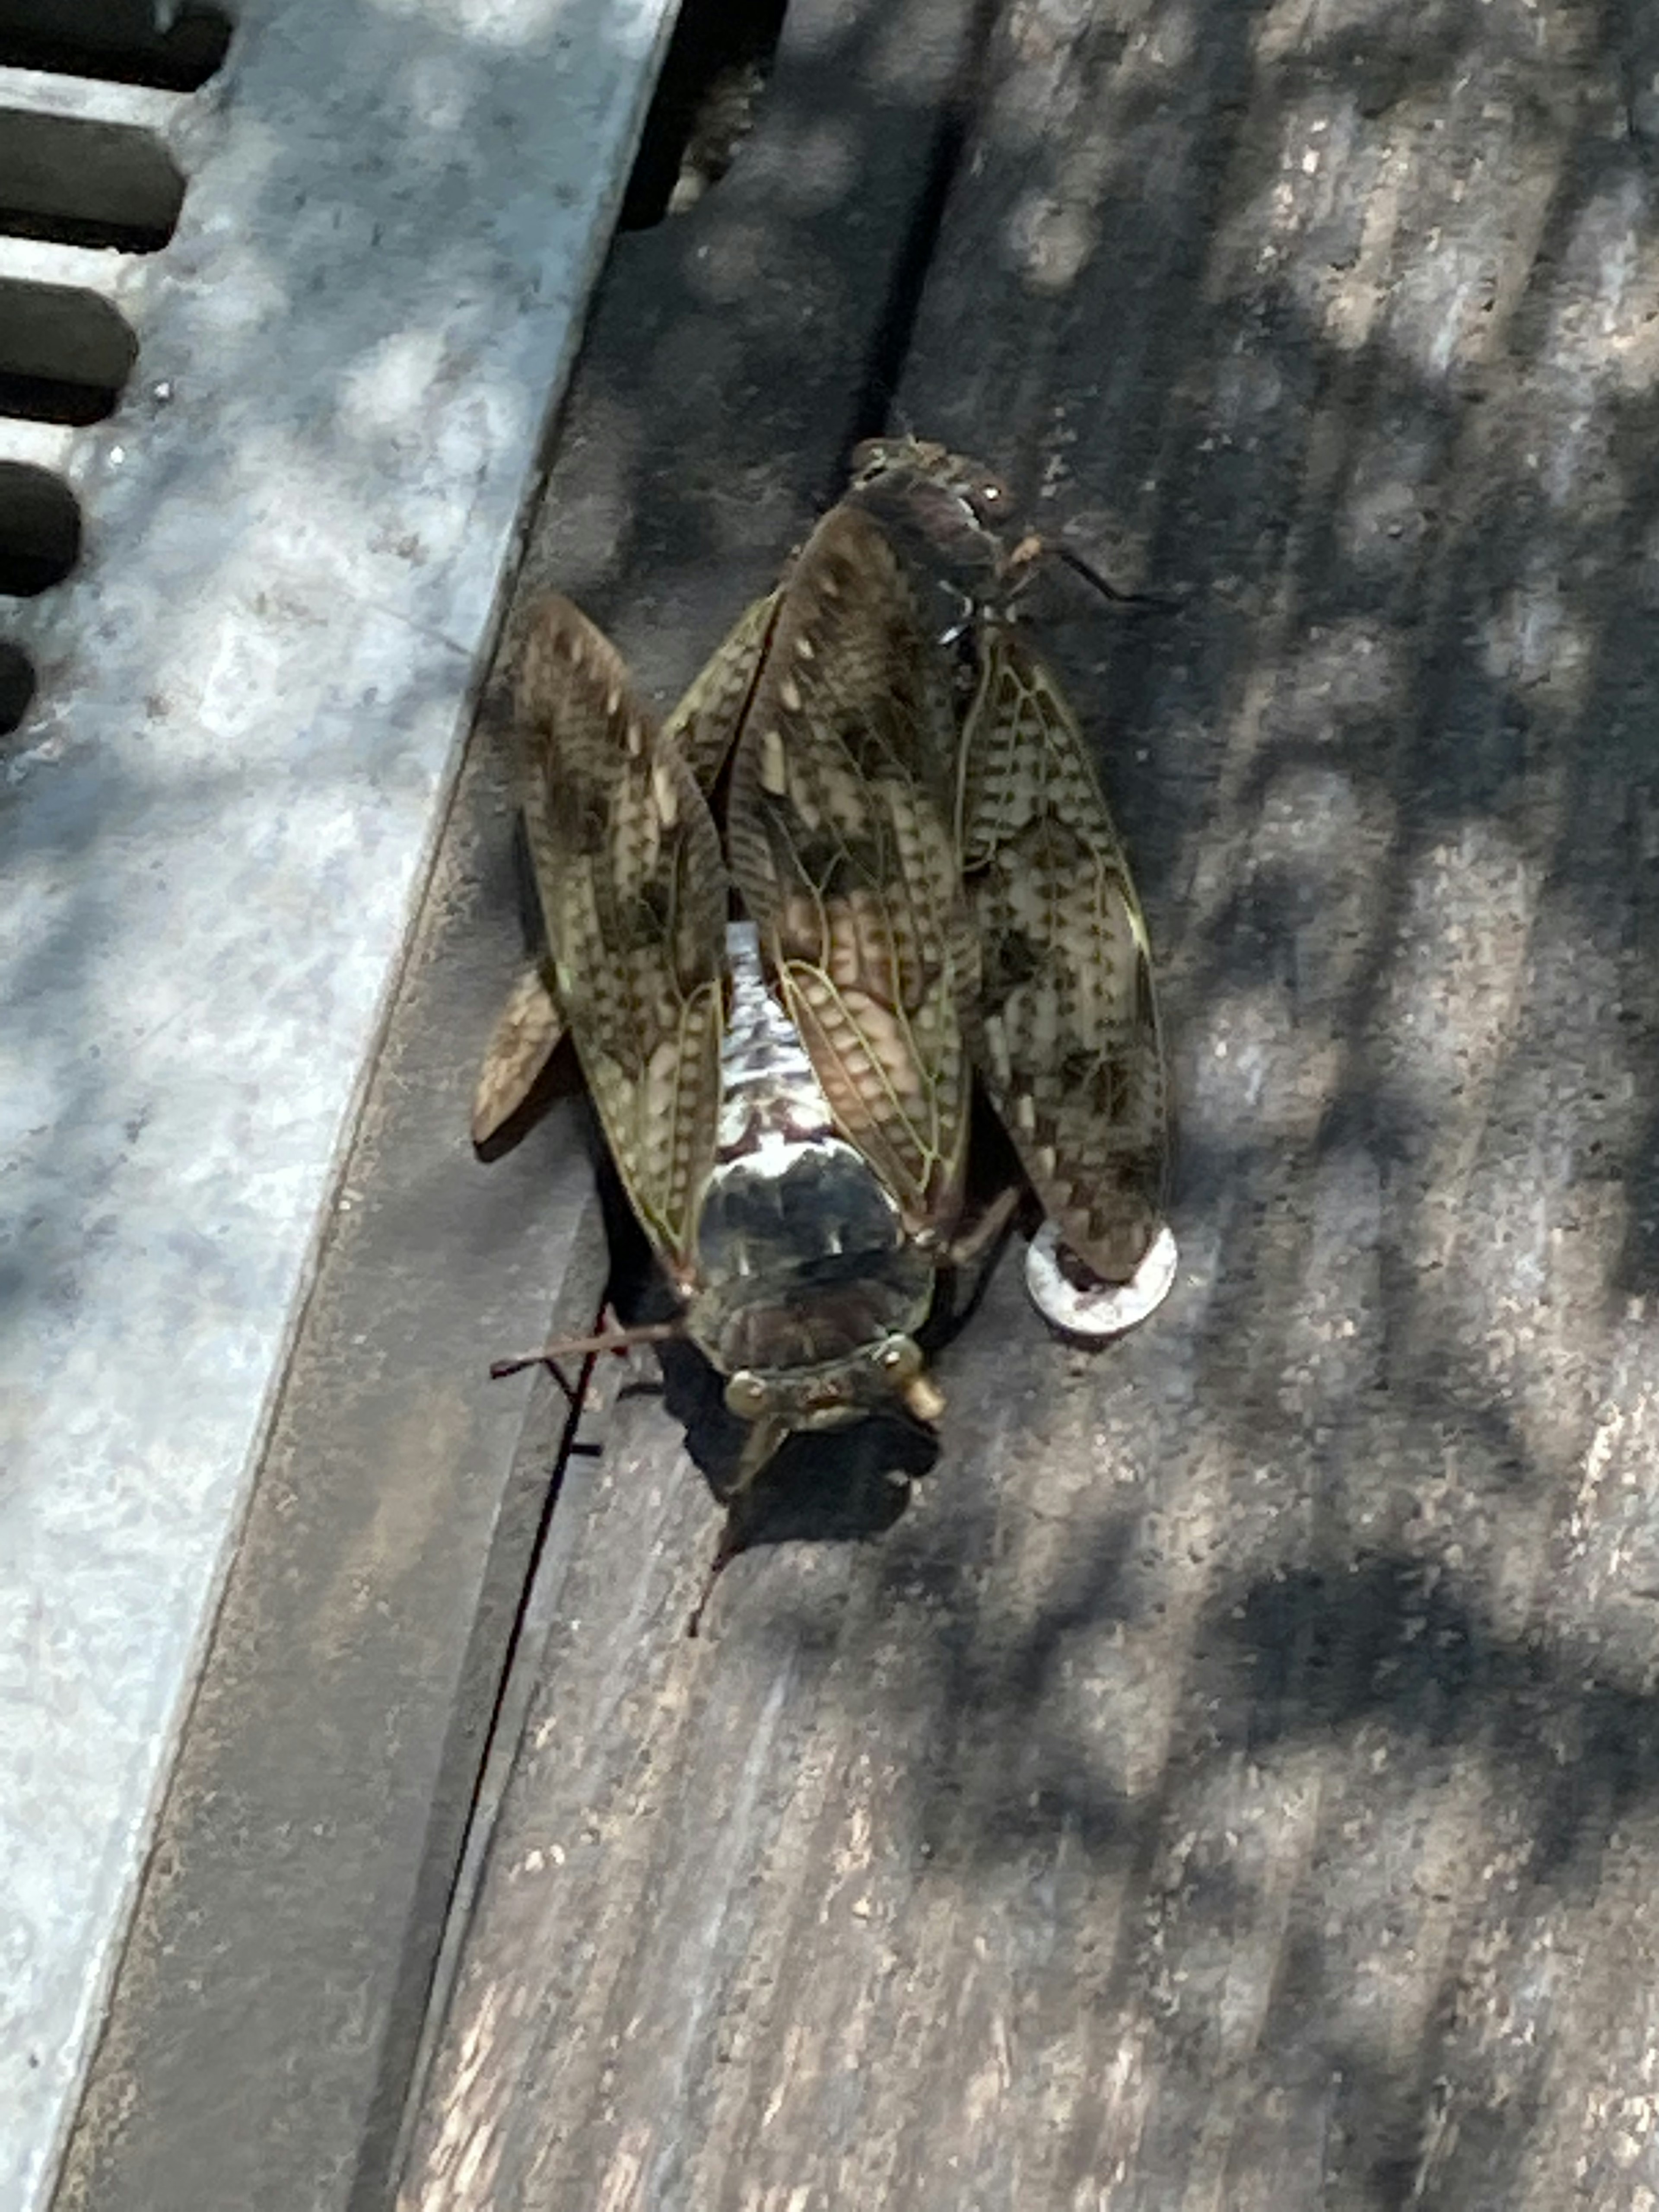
[844,435,1017,636]
[722,1329,946,1481]
[846,435,1151,640]
[686,1128,947,1488]
[848,435,1014,530]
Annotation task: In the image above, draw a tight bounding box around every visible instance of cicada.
[479,499,978,1497]
[475,443,1173,1525]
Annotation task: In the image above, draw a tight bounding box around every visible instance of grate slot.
[0,108,185,253]
[0,280,137,424]
[620,0,787,228]
[0,637,31,730]
[0,459,79,593]
[0,3,231,92]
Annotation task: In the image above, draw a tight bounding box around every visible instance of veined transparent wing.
[957,625,1170,1282]
[472,594,774,1154]
[516,595,728,1276]
[725,504,976,1236]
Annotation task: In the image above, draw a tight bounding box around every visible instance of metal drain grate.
[0,276,137,425]
[0,2,682,2205]
[0,459,79,592]
[0,633,31,721]
[0,35,192,729]
[0,3,232,92]
[0,107,188,251]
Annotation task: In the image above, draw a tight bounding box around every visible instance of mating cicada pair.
[474,439,1175,1502]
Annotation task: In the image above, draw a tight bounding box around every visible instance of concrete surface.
[0,4,678,2206]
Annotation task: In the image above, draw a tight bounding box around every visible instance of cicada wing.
[958,627,1170,1282]
[475,595,772,1152]
[725,503,976,1236]
[663,591,779,797]
[471,959,566,1148]
[517,596,727,1276]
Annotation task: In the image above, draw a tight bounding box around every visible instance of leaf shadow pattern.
[399,0,1659,2206]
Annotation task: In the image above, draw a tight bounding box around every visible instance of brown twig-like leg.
[684,1411,793,1637]
[489,1319,683,1382]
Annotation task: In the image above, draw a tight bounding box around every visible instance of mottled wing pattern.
[517,596,727,1273]
[958,626,1170,1281]
[663,591,779,796]
[471,959,565,1147]
[471,597,776,1154]
[725,504,976,1235]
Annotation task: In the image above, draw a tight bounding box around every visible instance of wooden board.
[400,1,1659,2205]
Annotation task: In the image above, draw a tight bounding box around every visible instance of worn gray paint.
[0,4,677,2205]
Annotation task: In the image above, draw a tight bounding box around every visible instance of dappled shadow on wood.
[846,1485,1659,2206]
[402,2,1659,2208]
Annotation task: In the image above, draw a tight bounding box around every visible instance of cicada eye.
[725,1370,770,1420]
[872,1335,923,1385]
[849,438,890,482]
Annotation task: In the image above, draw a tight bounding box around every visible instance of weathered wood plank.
[401,0,1659,2205]
[497,0,986,710]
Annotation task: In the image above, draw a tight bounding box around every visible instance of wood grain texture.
[402,0,1659,2204]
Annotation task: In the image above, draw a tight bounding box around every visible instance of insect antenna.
[1004,534,1179,616]
[1052,542,1176,610]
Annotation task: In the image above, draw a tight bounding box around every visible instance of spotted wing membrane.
[957,625,1170,1281]
[513,597,729,1276]
[471,594,776,1151]
[725,504,977,1238]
